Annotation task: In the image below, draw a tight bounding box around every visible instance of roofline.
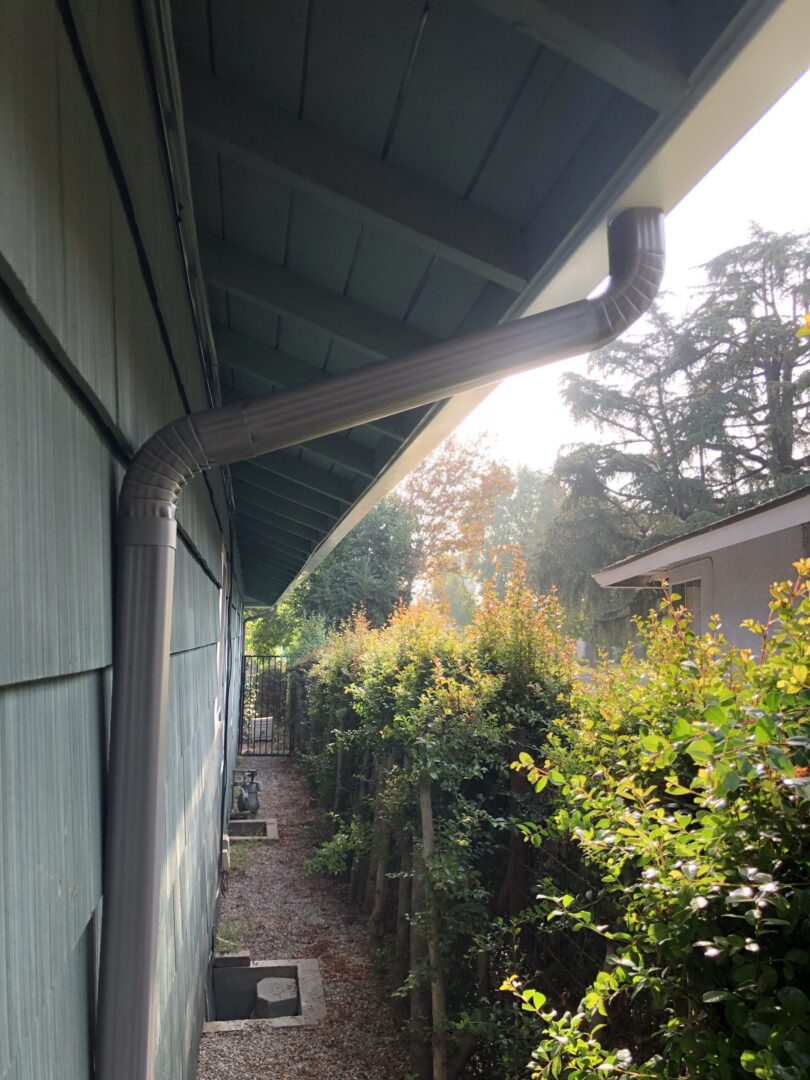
[276,0,808,604]
[594,485,810,588]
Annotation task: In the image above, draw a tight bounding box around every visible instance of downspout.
[95,207,665,1079]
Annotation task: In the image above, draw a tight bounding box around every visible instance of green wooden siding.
[0,2,239,1078]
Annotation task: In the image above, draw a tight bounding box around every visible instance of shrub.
[508,562,810,1079]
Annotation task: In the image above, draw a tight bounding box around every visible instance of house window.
[672,579,702,631]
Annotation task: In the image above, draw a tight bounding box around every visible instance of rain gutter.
[95,207,665,1080]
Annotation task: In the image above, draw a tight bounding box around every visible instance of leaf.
[640,733,667,753]
[747,1022,771,1046]
[704,704,727,726]
[686,736,716,763]
[703,990,735,1003]
[778,986,809,1020]
[670,716,697,740]
[714,760,742,795]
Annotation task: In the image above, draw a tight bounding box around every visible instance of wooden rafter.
[181,64,529,290]
[215,324,412,441]
[468,0,687,113]
[201,231,436,359]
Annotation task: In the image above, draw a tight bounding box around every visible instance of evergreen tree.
[531,224,810,642]
[295,495,421,628]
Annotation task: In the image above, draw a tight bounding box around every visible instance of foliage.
[299,565,575,1078]
[244,496,419,656]
[530,225,810,643]
[298,496,421,628]
[227,841,259,876]
[244,600,299,653]
[476,467,563,596]
[686,226,810,491]
[506,561,810,1079]
[214,915,255,954]
[398,433,514,581]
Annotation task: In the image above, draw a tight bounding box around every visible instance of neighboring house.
[1,3,806,1079]
[594,486,810,647]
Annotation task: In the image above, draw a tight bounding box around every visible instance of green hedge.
[298,561,810,1080]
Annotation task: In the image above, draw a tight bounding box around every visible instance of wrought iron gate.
[239,654,298,756]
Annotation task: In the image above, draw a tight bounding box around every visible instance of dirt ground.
[195,756,411,1080]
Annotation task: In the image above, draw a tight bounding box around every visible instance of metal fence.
[239,655,307,756]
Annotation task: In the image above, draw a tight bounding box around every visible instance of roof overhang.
[595,486,810,588]
[278,0,809,604]
[152,0,809,604]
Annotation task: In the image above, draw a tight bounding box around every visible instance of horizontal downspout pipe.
[95,207,665,1079]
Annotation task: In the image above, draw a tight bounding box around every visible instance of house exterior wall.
[667,524,807,649]
[1,3,240,1078]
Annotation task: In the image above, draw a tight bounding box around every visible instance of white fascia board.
[275,0,810,603]
[594,492,810,588]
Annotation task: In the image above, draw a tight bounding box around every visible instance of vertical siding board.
[171,542,221,655]
[0,0,65,343]
[2,4,240,1077]
[178,475,226,588]
[73,0,212,415]
[0,313,113,687]
[56,31,118,417]
[111,200,184,447]
[0,675,103,1080]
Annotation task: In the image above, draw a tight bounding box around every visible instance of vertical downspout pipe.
[95,207,665,1079]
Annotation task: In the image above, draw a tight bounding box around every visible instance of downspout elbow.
[588,206,666,348]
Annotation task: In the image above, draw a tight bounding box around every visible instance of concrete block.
[213,951,251,968]
[253,977,298,1019]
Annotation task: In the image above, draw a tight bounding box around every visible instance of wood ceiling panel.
[285,188,363,294]
[220,156,291,264]
[469,57,614,225]
[201,231,437,358]
[407,259,488,340]
[171,0,212,70]
[345,223,434,321]
[468,0,687,112]
[208,0,307,112]
[182,62,528,288]
[525,92,654,267]
[303,0,428,156]
[206,284,229,326]
[386,0,537,197]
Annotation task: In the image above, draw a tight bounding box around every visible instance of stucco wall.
[0,3,240,1077]
[667,524,807,649]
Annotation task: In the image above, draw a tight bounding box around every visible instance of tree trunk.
[369,759,392,947]
[448,946,489,1077]
[349,748,372,903]
[394,835,412,1020]
[332,707,345,815]
[364,759,383,911]
[507,728,528,917]
[410,847,432,1080]
[419,772,447,1080]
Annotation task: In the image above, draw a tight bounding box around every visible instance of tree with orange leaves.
[397,433,514,583]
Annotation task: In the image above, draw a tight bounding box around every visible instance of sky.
[456,68,810,472]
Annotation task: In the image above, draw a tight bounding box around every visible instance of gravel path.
[196,756,411,1080]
